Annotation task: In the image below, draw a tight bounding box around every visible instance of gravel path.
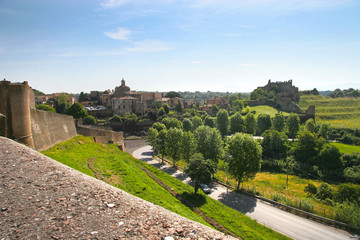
[0,137,236,240]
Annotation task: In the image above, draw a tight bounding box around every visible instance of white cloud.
[125,39,174,52]
[104,27,132,40]
[191,61,203,64]
[241,25,256,29]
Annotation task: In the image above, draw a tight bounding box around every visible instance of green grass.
[299,95,360,129]
[331,142,360,154]
[251,105,290,118]
[42,135,289,240]
[215,171,336,220]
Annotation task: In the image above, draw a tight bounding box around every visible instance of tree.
[245,113,256,135]
[293,129,320,164]
[315,183,334,200]
[232,99,244,112]
[305,119,316,133]
[175,102,183,113]
[163,103,170,114]
[257,113,272,135]
[181,131,197,162]
[55,94,70,114]
[152,122,166,132]
[204,115,215,128]
[319,123,330,140]
[211,104,219,116]
[192,116,203,130]
[82,115,96,125]
[194,125,224,164]
[216,109,229,137]
[182,118,193,132]
[147,127,159,154]
[230,112,245,134]
[287,113,300,139]
[162,117,182,129]
[66,102,87,125]
[79,92,85,102]
[261,130,288,159]
[165,128,183,167]
[318,144,343,180]
[109,114,122,123]
[158,108,165,116]
[273,113,285,132]
[184,153,216,194]
[157,129,168,162]
[227,133,262,190]
[36,104,55,113]
[165,91,182,98]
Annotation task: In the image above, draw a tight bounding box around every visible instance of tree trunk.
[237,179,241,191]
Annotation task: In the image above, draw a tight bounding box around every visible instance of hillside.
[42,135,289,240]
[299,95,360,129]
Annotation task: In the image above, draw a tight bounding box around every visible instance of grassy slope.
[299,95,360,129]
[42,135,289,240]
[331,142,360,154]
[251,105,290,118]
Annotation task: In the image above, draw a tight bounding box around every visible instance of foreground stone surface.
[0,137,236,239]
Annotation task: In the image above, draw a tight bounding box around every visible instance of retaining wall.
[30,109,77,151]
[77,125,125,150]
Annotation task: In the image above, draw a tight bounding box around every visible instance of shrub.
[335,201,360,228]
[304,183,317,195]
[82,115,96,125]
[109,114,122,123]
[315,183,334,200]
[334,184,360,203]
[36,104,55,113]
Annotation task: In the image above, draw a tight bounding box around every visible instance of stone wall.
[0,80,77,151]
[77,125,125,150]
[30,109,77,151]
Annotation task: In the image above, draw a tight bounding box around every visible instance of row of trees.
[147,120,262,193]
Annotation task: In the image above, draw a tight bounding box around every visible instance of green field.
[299,95,360,129]
[251,105,290,118]
[42,135,289,240]
[331,142,360,154]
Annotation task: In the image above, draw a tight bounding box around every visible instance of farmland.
[298,95,360,129]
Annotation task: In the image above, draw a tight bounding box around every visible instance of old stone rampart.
[77,125,125,150]
[0,80,77,150]
[30,109,77,151]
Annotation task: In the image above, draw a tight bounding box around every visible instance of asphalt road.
[133,145,359,240]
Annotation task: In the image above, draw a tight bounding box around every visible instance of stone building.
[206,97,229,108]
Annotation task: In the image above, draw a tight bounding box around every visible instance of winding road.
[132,145,359,240]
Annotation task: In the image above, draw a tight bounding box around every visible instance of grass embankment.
[42,135,289,240]
[299,95,360,129]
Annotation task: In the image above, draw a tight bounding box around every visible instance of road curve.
[133,145,359,240]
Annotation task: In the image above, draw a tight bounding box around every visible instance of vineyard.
[299,95,360,129]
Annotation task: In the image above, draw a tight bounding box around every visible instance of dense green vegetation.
[42,135,289,240]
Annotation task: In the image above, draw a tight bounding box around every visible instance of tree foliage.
[230,112,245,134]
[184,153,216,194]
[245,113,256,135]
[181,131,197,162]
[261,130,288,159]
[36,104,55,113]
[305,119,316,133]
[163,103,170,114]
[216,109,229,137]
[204,115,215,128]
[165,91,182,98]
[287,113,300,138]
[55,94,70,114]
[82,115,96,125]
[162,117,182,129]
[66,102,87,120]
[257,113,272,135]
[194,125,224,164]
[227,133,262,190]
[182,118,193,132]
[192,116,203,130]
[273,113,285,132]
[147,127,159,151]
[165,128,183,167]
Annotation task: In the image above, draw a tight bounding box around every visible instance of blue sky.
[1,0,359,94]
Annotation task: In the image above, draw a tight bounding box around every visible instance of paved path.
[133,145,359,240]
